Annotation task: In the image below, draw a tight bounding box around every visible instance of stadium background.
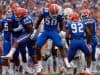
[0,0,99,40]
[0,0,99,41]
[0,0,99,74]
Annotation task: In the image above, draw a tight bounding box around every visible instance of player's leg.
[95,46,100,72]
[51,46,65,73]
[19,41,27,64]
[35,31,48,74]
[0,57,2,74]
[26,39,37,74]
[51,45,58,72]
[67,40,78,62]
[47,40,54,73]
[2,40,11,75]
[10,49,20,75]
[2,41,19,59]
[50,31,70,68]
[1,34,30,59]
[48,54,54,73]
[91,38,97,61]
[20,47,28,74]
[91,37,97,73]
[35,32,48,61]
[18,40,34,74]
[27,38,37,64]
[80,40,91,73]
[0,45,2,74]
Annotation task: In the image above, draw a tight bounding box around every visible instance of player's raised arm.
[85,23,92,38]
[59,16,64,31]
[58,7,66,40]
[57,5,63,31]
[35,12,43,29]
[65,23,70,39]
[65,23,70,46]
[30,8,43,39]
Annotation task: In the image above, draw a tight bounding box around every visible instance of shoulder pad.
[23,15,32,25]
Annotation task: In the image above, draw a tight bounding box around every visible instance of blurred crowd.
[0,0,100,43]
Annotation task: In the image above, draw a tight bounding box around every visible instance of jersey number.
[45,18,57,25]
[4,23,8,31]
[71,23,84,33]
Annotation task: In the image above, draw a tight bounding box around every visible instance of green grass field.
[49,72,100,75]
[95,73,100,75]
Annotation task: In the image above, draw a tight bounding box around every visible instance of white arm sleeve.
[30,29,37,40]
[13,25,23,32]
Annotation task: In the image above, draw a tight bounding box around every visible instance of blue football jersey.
[85,18,96,36]
[42,8,64,31]
[66,21,86,39]
[20,15,33,34]
[7,14,22,38]
[8,14,19,28]
[0,19,12,41]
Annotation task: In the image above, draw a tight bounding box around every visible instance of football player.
[8,2,33,74]
[0,2,20,74]
[0,2,27,75]
[63,7,74,47]
[31,4,70,74]
[1,7,36,74]
[63,7,73,23]
[65,12,92,74]
[81,9,97,72]
[0,19,12,75]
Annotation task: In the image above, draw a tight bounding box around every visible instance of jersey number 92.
[71,23,84,33]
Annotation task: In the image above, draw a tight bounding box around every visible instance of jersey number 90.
[71,23,84,33]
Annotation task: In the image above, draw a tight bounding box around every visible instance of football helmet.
[64,8,73,19]
[15,7,26,19]
[49,4,59,16]
[69,12,80,21]
[57,5,62,13]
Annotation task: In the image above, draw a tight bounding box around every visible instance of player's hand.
[59,31,66,38]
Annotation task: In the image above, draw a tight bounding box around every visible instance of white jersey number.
[45,18,57,25]
[71,23,84,33]
[4,23,9,31]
